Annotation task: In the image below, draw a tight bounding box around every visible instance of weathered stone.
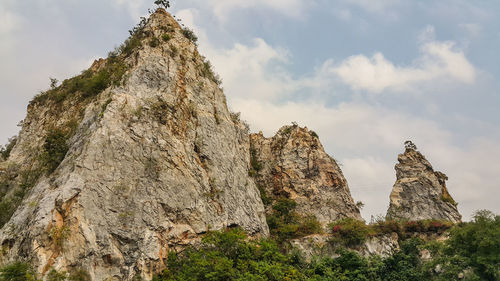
[0,9,268,280]
[250,125,362,225]
[290,233,399,261]
[386,145,461,223]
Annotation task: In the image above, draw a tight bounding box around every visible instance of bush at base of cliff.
[328,218,370,247]
[423,210,500,281]
[154,228,306,281]
[266,198,323,243]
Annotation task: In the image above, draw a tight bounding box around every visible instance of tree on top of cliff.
[154,0,170,9]
[404,140,417,151]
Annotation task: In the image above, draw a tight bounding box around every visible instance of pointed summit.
[250,124,362,226]
[386,142,461,223]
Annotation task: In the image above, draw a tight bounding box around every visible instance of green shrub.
[41,129,69,174]
[46,269,66,281]
[328,218,370,247]
[149,37,160,48]
[306,249,381,281]
[31,59,128,105]
[0,167,44,228]
[296,215,323,237]
[67,269,91,281]
[169,45,178,57]
[162,34,171,42]
[248,146,262,177]
[442,210,500,281]
[371,219,401,235]
[200,60,222,85]
[154,228,306,281]
[377,238,425,280]
[182,28,198,44]
[257,184,272,206]
[440,194,457,206]
[0,262,39,281]
[267,198,323,243]
[0,137,17,160]
[120,36,142,57]
[0,199,15,228]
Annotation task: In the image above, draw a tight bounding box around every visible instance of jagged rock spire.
[250,124,363,225]
[0,9,267,280]
[386,143,461,223]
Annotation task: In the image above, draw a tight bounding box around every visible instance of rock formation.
[0,9,268,280]
[290,233,399,260]
[386,143,461,223]
[250,125,362,225]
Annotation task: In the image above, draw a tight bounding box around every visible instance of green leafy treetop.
[154,0,170,9]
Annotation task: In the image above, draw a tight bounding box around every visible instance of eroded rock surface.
[0,9,267,280]
[250,125,362,225]
[386,146,461,223]
[290,233,399,260]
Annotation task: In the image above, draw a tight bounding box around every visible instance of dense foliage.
[266,198,323,243]
[41,129,70,173]
[151,210,499,281]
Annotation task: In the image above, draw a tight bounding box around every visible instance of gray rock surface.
[290,233,399,260]
[386,146,461,223]
[0,9,268,280]
[250,125,362,225]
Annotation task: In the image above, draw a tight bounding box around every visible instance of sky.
[0,0,499,221]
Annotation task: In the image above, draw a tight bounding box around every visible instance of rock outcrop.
[290,233,399,260]
[250,125,362,225]
[386,144,461,223]
[0,9,268,280]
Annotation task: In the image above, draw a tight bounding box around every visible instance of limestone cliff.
[250,125,362,225]
[386,143,461,223]
[0,9,268,280]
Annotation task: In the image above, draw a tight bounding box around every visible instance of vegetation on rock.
[147,210,499,280]
[267,198,323,243]
[0,137,17,160]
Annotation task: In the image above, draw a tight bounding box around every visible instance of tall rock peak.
[386,142,461,223]
[250,124,362,226]
[0,9,267,280]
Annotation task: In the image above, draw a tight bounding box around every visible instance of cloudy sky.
[1,0,499,221]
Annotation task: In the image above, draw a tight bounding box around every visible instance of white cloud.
[343,0,401,13]
[206,39,296,101]
[1,1,497,222]
[459,23,482,37]
[0,1,21,54]
[332,40,476,93]
[208,0,311,22]
[230,98,500,220]
[186,19,496,220]
[113,0,148,19]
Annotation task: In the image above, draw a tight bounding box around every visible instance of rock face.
[386,146,461,223]
[0,10,268,280]
[250,125,362,225]
[290,233,399,261]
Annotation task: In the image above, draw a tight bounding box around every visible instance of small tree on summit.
[154,0,170,9]
[404,140,417,151]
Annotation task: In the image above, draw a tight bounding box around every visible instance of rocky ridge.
[250,125,362,225]
[0,8,464,281]
[386,145,461,223]
[0,9,268,280]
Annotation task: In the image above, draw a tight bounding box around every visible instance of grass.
[162,34,171,42]
[181,28,198,44]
